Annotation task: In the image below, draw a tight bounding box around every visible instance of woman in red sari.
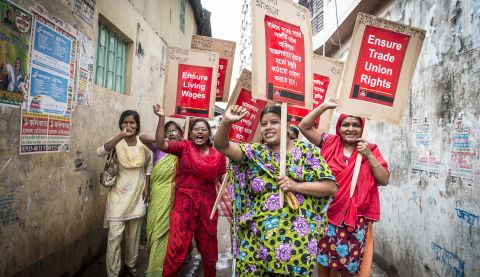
[152,104,226,277]
[299,97,389,277]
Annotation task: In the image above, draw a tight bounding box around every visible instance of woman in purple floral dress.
[214,105,337,276]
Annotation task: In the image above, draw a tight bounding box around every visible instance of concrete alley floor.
[78,216,389,277]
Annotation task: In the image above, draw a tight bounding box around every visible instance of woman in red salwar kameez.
[299,97,390,277]
[152,104,226,277]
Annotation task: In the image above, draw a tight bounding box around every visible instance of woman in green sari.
[140,120,183,277]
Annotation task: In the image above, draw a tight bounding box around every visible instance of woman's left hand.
[142,186,149,203]
[356,138,372,157]
[277,175,298,192]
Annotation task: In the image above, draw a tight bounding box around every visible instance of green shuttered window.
[95,23,126,94]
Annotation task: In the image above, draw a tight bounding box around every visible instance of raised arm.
[97,126,134,156]
[139,134,155,145]
[298,97,338,145]
[214,105,248,162]
[152,104,168,151]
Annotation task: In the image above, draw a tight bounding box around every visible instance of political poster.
[73,0,95,27]
[227,69,268,143]
[337,13,425,124]
[288,55,343,132]
[27,14,74,115]
[0,0,31,107]
[75,32,94,106]
[20,9,76,154]
[251,0,313,109]
[191,35,236,102]
[163,47,218,119]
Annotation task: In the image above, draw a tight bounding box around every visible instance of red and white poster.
[229,88,268,142]
[175,64,213,117]
[288,55,344,131]
[20,112,70,153]
[350,25,410,106]
[216,58,228,101]
[264,15,305,105]
[191,35,236,102]
[20,112,48,153]
[227,69,269,143]
[163,47,219,119]
[337,13,425,125]
[251,0,313,109]
[288,74,329,126]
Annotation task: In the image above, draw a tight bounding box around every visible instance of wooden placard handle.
[183,116,190,140]
[210,175,228,220]
[349,119,369,198]
[279,102,287,208]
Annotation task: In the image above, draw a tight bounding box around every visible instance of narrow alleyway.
[78,217,389,277]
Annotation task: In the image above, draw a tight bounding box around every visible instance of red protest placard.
[251,0,313,109]
[288,73,330,127]
[350,25,410,107]
[313,74,330,107]
[288,106,311,126]
[264,15,305,105]
[175,64,213,117]
[163,47,219,119]
[191,35,236,102]
[227,69,270,143]
[229,88,268,142]
[337,13,425,125]
[216,58,228,101]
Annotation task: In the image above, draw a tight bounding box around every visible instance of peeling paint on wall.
[453,0,480,53]
[74,151,87,170]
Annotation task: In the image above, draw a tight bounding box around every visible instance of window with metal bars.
[311,0,324,35]
[95,23,127,94]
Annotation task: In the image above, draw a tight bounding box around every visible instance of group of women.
[96,96,389,277]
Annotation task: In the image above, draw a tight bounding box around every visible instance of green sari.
[146,154,177,277]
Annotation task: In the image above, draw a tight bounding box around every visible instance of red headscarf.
[320,114,388,231]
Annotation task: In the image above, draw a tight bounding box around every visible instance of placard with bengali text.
[226,69,269,143]
[288,55,343,132]
[251,0,313,109]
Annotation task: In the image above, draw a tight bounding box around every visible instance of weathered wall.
[129,0,198,49]
[330,0,479,276]
[0,0,199,276]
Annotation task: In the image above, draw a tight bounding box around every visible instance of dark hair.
[164,120,183,135]
[189,118,213,146]
[118,110,140,135]
[260,105,291,121]
[290,125,299,137]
